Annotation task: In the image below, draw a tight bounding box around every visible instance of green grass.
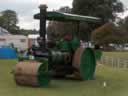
[103,52,128,59]
[0,59,128,96]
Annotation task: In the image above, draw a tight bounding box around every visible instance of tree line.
[0,10,38,35]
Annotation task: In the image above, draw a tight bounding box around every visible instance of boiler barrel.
[48,50,71,66]
[73,47,96,80]
[13,61,50,87]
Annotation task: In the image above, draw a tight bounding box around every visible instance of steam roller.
[13,4,101,87]
[14,47,96,87]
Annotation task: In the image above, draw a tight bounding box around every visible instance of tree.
[0,10,19,34]
[58,6,72,13]
[117,16,128,43]
[0,16,4,25]
[72,0,123,22]
[121,16,128,31]
[72,0,124,41]
[19,29,39,36]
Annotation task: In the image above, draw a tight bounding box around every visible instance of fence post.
[111,57,114,68]
[118,58,120,68]
[123,59,126,68]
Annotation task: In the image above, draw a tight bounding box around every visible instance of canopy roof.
[34,11,101,23]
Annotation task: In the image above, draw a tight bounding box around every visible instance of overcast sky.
[0,0,127,30]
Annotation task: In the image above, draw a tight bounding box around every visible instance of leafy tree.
[58,6,72,13]
[0,16,5,26]
[72,0,123,22]
[72,0,124,41]
[19,29,39,36]
[117,16,128,43]
[121,17,128,31]
[0,10,19,34]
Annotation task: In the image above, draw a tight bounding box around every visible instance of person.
[27,47,33,55]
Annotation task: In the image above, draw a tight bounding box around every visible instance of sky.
[0,0,127,30]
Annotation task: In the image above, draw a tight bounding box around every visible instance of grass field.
[0,59,128,96]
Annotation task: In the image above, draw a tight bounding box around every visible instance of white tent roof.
[28,34,40,39]
[0,27,10,35]
[28,34,48,39]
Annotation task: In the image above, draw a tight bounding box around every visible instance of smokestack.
[39,4,48,48]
